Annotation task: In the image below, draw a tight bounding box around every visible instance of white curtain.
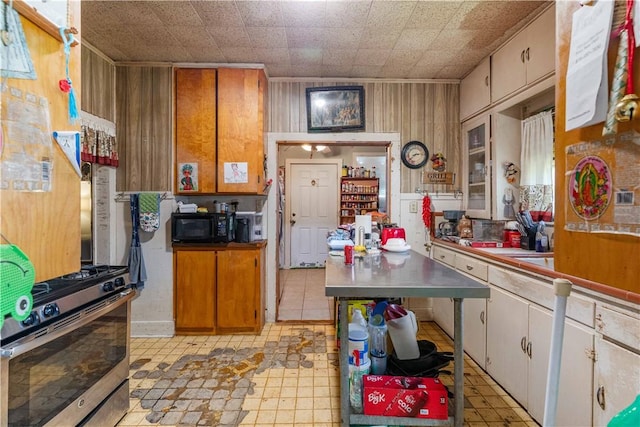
[520,110,554,221]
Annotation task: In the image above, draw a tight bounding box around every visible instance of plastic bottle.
[349,309,369,365]
[350,350,364,413]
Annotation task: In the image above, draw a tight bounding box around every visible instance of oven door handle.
[1,289,135,359]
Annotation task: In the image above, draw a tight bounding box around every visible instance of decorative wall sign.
[53,131,81,177]
[422,172,455,185]
[565,131,640,236]
[0,3,37,79]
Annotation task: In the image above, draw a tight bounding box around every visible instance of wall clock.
[401,140,429,169]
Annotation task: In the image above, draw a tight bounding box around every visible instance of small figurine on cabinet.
[458,215,473,239]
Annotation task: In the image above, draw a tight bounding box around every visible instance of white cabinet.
[432,297,454,338]
[593,334,640,425]
[463,298,487,369]
[460,57,490,120]
[491,5,555,102]
[487,286,594,426]
[462,114,491,219]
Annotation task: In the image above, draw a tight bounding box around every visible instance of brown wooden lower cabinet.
[173,245,265,335]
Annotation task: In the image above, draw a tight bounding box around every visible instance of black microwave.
[171,212,235,243]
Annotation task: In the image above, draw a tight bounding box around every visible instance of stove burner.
[61,265,114,280]
[31,283,51,298]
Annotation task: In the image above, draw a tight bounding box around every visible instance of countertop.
[433,239,640,305]
[172,241,267,249]
[324,250,489,299]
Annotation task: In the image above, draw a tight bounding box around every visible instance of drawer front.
[489,265,595,327]
[433,246,456,267]
[596,305,640,351]
[455,254,488,282]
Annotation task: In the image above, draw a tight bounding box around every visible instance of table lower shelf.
[350,413,453,426]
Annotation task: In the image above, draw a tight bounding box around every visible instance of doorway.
[285,159,341,268]
[275,141,393,322]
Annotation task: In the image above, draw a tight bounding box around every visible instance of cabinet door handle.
[521,50,525,63]
[597,386,606,410]
[526,341,532,359]
[466,265,474,271]
[521,336,527,353]
[484,76,489,86]
[480,311,485,324]
[526,47,530,61]
[440,255,446,259]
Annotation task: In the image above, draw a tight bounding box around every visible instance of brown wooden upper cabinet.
[174,67,267,195]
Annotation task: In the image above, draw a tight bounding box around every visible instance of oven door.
[0,290,134,427]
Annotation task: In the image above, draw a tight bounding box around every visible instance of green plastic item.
[608,394,640,427]
[0,244,35,329]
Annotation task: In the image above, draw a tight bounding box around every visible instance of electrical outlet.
[409,200,418,213]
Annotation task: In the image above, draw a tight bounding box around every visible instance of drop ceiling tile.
[405,1,462,29]
[450,1,544,30]
[266,64,293,77]
[207,27,253,48]
[150,1,204,27]
[131,26,182,48]
[366,1,417,29]
[354,49,391,67]
[246,27,288,48]
[289,49,323,65]
[191,1,244,27]
[219,47,258,63]
[395,29,440,50]
[186,46,227,63]
[289,64,322,77]
[385,49,424,67]
[466,27,509,50]
[323,49,356,66]
[167,26,219,49]
[103,2,164,26]
[280,1,326,27]
[359,27,401,50]
[323,28,363,50]
[407,64,444,79]
[141,46,193,63]
[416,49,463,68]
[321,64,354,78]
[253,48,291,64]
[435,64,474,79]
[285,27,326,49]
[351,65,383,78]
[379,64,414,78]
[324,1,371,28]
[430,29,476,51]
[236,1,285,27]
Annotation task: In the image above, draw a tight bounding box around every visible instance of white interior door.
[287,161,339,268]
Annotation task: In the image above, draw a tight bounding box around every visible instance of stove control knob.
[102,281,115,292]
[21,312,40,327]
[43,303,59,318]
[114,277,125,288]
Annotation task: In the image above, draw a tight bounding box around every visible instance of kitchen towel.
[139,193,160,232]
[129,194,147,289]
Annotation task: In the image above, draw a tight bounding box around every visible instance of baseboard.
[131,320,174,337]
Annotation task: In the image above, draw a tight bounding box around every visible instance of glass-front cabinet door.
[463,114,491,218]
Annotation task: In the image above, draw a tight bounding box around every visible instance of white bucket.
[386,310,420,360]
[348,325,369,365]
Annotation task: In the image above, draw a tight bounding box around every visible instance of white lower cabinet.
[593,337,640,426]
[487,286,594,426]
[432,297,454,338]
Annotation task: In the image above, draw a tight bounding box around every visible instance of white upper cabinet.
[460,57,491,121]
[491,5,556,102]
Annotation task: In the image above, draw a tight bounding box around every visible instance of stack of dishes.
[381,238,411,252]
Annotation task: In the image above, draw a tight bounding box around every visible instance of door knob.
[290,212,296,226]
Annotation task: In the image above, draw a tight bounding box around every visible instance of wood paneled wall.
[0,5,81,281]
[81,45,116,121]
[268,81,460,193]
[556,2,639,294]
[115,65,172,191]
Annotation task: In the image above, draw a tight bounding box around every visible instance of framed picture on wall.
[306,86,365,133]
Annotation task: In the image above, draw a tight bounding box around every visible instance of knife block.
[520,232,537,250]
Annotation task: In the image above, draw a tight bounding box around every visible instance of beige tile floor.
[117,319,539,427]
[277,268,334,322]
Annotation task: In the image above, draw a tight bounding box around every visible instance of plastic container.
[368,313,388,374]
[349,352,369,414]
[349,309,369,365]
[386,309,420,360]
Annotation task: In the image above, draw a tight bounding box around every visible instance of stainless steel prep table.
[325,250,490,427]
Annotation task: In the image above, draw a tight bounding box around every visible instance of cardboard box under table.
[362,375,448,419]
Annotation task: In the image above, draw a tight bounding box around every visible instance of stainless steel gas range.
[1,265,135,427]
